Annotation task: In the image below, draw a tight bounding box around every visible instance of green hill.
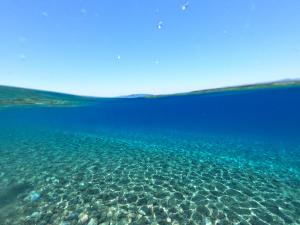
[1,79,299,107]
[0,85,98,107]
[149,79,300,98]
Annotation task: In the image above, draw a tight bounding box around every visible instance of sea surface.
[0,87,300,225]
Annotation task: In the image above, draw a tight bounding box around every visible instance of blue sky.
[0,0,299,96]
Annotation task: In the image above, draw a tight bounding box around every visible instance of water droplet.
[19,54,26,61]
[157,21,163,30]
[181,2,189,11]
[80,8,87,15]
[42,11,48,17]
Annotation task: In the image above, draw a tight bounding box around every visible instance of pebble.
[66,212,78,220]
[59,222,71,225]
[87,218,98,225]
[31,212,41,218]
[29,191,41,202]
[27,211,42,222]
[99,222,110,225]
[205,217,212,225]
[78,213,89,224]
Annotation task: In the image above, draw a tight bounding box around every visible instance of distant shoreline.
[1,79,300,107]
[148,79,300,98]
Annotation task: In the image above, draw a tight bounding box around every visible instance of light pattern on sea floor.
[0,129,300,225]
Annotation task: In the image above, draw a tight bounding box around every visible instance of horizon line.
[1,78,299,98]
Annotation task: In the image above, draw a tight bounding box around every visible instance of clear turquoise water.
[0,88,300,225]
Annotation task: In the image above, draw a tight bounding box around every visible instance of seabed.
[0,128,299,225]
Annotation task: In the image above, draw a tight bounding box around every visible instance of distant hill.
[119,94,154,98]
[1,79,299,107]
[148,79,300,98]
[0,85,98,107]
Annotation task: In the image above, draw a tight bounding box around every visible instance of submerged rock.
[29,191,41,202]
[31,211,41,218]
[59,222,71,225]
[66,212,78,220]
[78,213,89,224]
[87,218,98,225]
[26,211,42,222]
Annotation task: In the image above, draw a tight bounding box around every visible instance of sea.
[0,87,300,225]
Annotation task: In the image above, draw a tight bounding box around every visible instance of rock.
[78,213,89,224]
[87,218,98,225]
[205,217,212,225]
[29,191,41,202]
[99,222,110,225]
[28,211,42,222]
[66,212,78,220]
[31,211,41,218]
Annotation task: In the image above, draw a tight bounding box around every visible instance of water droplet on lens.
[80,8,87,15]
[157,21,163,30]
[42,11,48,17]
[181,2,189,11]
[19,54,26,61]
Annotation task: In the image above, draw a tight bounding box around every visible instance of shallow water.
[1,88,300,225]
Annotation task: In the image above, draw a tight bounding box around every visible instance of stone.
[78,213,89,224]
[99,222,110,225]
[29,191,41,202]
[66,212,78,220]
[59,222,71,225]
[31,212,41,218]
[87,218,98,225]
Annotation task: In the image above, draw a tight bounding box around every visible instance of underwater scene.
[0,86,300,225]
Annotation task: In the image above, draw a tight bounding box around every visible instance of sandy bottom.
[0,129,299,225]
